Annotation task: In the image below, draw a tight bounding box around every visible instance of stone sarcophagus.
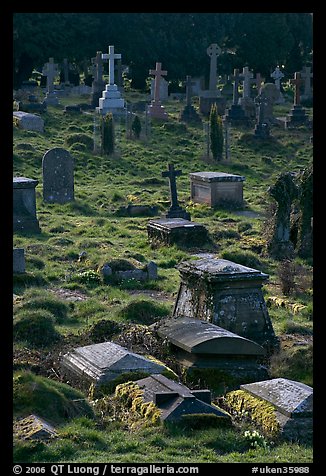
[173,257,278,351]
[189,172,245,208]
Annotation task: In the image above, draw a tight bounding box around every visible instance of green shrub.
[13,370,94,423]
[13,309,61,347]
[209,103,223,160]
[101,113,115,155]
[65,133,93,151]
[117,299,170,325]
[132,115,142,139]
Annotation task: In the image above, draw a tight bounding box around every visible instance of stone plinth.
[136,374,230,422]
[285,105,309,128]
[61,341,165,390]
[224,104,250,125]
[239,378,313,442]
[13,177,41,233]
[199,92,226,115]
[147,218,209,247]
[13,112,44,132]
[13,248,25,273]
[97,84,126,115]
[189,172,245,208]
[173,257,278,351]
[147,101,169,120]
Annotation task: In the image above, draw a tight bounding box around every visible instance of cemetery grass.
[13,93,313,463]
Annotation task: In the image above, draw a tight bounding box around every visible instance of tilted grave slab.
[173,257,278,351]
[13,177,41,233]
[61,341,165,389]
[13,111,44,132]
[189,172,245,208]
[147,218,209,247]
[239,378,313,442]
[135,373,231,422]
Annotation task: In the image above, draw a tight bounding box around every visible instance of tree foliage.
[13,13,313,89]
[101,113,115,155]
[210,103,223,160]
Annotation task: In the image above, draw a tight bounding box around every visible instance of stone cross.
[232,69,241,105]
[254,73,263,96]
[91,51,104,82]
[102,45,121,86]
[271,66,284,91]
[290,72,305,106]
[240,66,254,98]
[207,43,222,91]
[162,163,182,209]
[149,62,167,103]
[42,58,59,93]
[255,94,269,125]
[63,58,70,84]
[301,66,313,97]
[185,75,193,107]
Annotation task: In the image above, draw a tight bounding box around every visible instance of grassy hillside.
[13,89,313,463]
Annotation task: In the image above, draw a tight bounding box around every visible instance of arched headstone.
[42,148,74,203]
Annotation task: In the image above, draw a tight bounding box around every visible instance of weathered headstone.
[42,148,74,203]
[238,378,313,442]
[224,69,249,124]
[147,62,169,120]
[300,66,313,100]
[239,66,256,117]
[173,257,278,351]
[189,171,245,208]
[13,111,44,132]
[13,177,41,233]
[61,341,165,390]
[258,83,281,125]
[135,373,231,422]
[267,172,298,259]
[254,94,270,138]
[42,57,59,105]
[253,72,263,97]
[13,248,25,273]
[199,44,226,115]
[271,66,285,103]
[155,317,268,385]
[285,72,309,127]
[180,75,201,123]
[162,163,190,220]
[150,77,169,102]
[91,51,106,108]
[97,46,126,115]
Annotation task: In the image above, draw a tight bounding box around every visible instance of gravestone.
[150,77,169,102]
[271,66,285,103]
[97,46,126,115]
[62,58,70,86]
[162,163,190,220]
[155,317,268,385]
[91,51,106,108]
[42,148,74,203]
[135,373,231,422]
[239,378,313,442]
[199,44,226,115]
[147,218,209,247]
[190,77,205,95]
[180,75,201,123]
[285,72,309,128]
[13,177,41,233]
[259,83,281,125]
[221,75,233,98]
[254,94,270,138]
[13,248,25,273]
[13,111,44,132]
[267,172,298,259]
[224,69,249,125]
[148,62,169,120]
[42,57,59,105]
[61,341,165,390]
[253,72,263,97]
[189,171,245,208]
[173,257,278,351]
[300,66,313,100]
[239,66,256,118]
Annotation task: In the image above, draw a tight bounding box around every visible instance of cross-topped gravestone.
[290,72,304,106]
[180,75,201,123]
[300,66,313,99]
[271,66,284,90]
[254,73,263,96]
[42,58,59,105]
[96,46,125,115]
[240,66,254,99]
[207,43,222,91]
[254,94,270,138]
[224,69,249,124]
[162,163,190,219]
[148,62,169,119]
[285,72,309,127]
[102,45,121,86]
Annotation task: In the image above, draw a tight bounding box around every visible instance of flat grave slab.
[147,218,209,247]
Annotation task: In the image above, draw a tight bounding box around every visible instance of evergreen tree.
[131,115,142,139]
[209,104,223,161]
[101,113,115,155]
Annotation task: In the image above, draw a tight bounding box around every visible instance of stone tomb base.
[285,105,309,128]
[190,172,245,208]
[13,177,41,233]
[199,93,226,115]
[147,218,209,247]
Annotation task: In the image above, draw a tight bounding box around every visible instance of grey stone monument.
[91,51,106,108]
[254,94,270,138]
[224,69,249,125]
[300,66,313,100]
[173,257,278,351]
[180,75,201,123]
[271,66,285,103]
[199,44,226,115]
[258,83,281,125]
[148,62,169,120]
[42,58,59,105]
[42,148,74,203]
[97,46,126,115]
[13,248,25,273]
[13,177,41,233]
[162,163,191,220]
[285,72,309,128]
[239,66,256,118]
[189,171,245,208]
[13,112,44,132]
